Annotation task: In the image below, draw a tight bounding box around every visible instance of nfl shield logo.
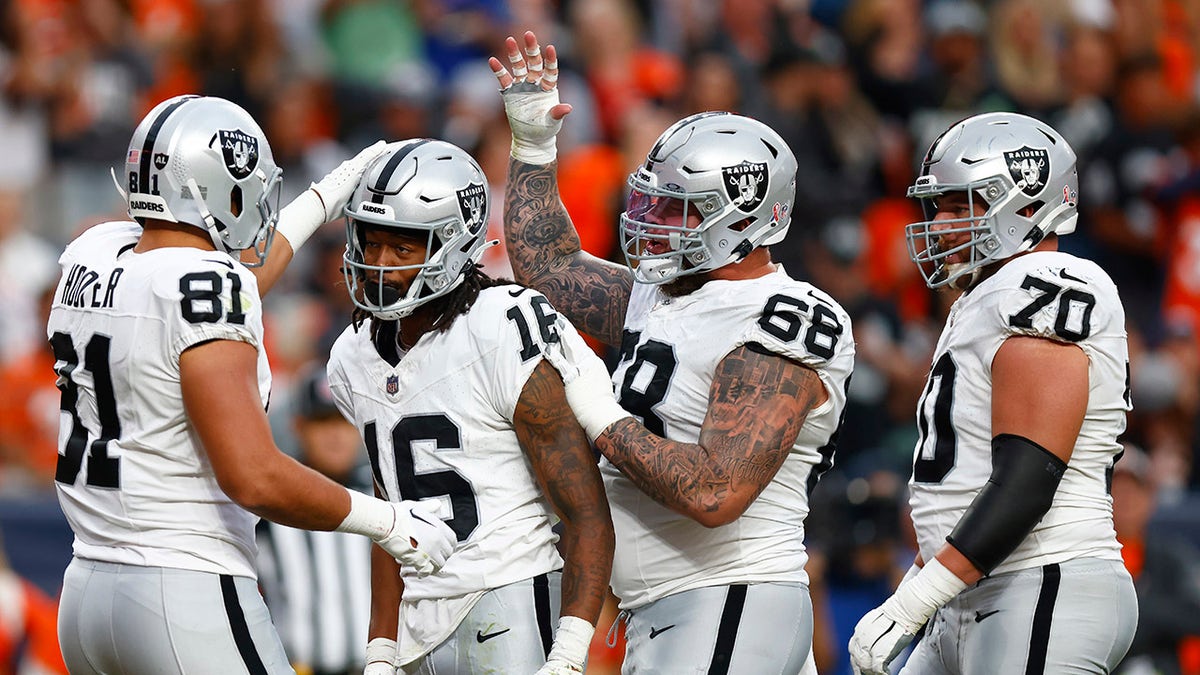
[386,374,399,396]
[217,129,259,180]
[722,161,769,213]
[1003,146,1050,197]
[457,183,487,234]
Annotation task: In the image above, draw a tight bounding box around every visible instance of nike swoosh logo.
[205,258,236,269]
[476,628,510,643]
[974,610,1000,623]
[508,288,524,297]
[1058,268,1085,284]
[648,624,676,639]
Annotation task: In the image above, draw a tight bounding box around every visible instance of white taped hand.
[502,84,563,165]
[491,31,567,165]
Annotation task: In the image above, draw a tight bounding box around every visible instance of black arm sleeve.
[945,433,1068,575]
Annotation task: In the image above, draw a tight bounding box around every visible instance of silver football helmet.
[906,112,1079,289]
[342,139,492,320]
[619,112,798,284]
[122,95,282,265]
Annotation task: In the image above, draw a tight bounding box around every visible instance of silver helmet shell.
[619,112,798,284]
[342,139,491,320]
[905,112,1079,289]
[123,95,282,265]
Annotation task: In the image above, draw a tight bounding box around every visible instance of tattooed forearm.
[515,362,614,623]
[505,159,581,277]
[505,157,633,346]
[597,418,732,517]
[597,345,827,526]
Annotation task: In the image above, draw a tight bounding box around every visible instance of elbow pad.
[946,434,1067,575]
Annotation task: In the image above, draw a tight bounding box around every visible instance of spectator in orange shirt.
[0,528,67,674]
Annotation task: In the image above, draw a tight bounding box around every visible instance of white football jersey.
[48,221,271,578]
[908,251,1129,574]
[606,268,855,609]
[327,284,587,662]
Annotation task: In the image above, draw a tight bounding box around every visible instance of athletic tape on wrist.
[335,489,394,540]
[548,616,594,667]
[365,637,397,665]
[275,189,325,251]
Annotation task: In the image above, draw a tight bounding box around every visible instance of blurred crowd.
[2,0,1200,673]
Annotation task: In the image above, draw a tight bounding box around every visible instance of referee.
[257,365,373,675]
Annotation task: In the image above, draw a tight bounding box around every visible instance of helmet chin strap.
[188,177,232,254]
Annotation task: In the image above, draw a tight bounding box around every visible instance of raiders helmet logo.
[722,162,769,213]
[1003,146,1050,197]
[457,183,487,234]
[153,152,169,170]
[217,129,259,180]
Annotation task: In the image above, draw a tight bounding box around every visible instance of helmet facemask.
[905,178,1013,290]
[618,112,797,285]
[905,112,1080,290]
[341,140,492,320]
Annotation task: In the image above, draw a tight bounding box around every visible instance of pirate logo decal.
[457,183,487,234]
[723,161,768,213]
[217,129,259,180]
[1004,146,1049,197]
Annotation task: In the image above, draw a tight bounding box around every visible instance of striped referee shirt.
[256,517,371,675]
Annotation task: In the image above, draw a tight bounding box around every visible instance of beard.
[661,271,712,297]
[362,275,404,306]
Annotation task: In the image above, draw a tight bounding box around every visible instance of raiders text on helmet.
[342,140,492,319]
[905,112,1079,289]
[122,95,282,266]
[619,112,799,284]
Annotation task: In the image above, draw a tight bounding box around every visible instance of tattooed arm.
[515,359,614,624]
[594,344,827,527]
[505,157,634,347]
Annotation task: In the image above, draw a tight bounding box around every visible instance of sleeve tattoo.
[596,345,824,521]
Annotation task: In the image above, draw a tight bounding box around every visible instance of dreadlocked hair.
[351,263,511,342]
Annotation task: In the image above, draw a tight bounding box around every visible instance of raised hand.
[488,31,572,164]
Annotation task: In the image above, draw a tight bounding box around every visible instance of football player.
[325,139,614,675]
[490,32,854,674]
[51,95,456,675]
[848,112,1139,674]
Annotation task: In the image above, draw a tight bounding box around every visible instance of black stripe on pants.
[534,573,553,658]
[1024,563,1061,675]
[220,575,269,675]
[707,584,748,675]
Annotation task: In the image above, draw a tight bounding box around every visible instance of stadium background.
[1,0,1199,673]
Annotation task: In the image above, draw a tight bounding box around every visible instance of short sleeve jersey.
[605,268,855,609]
[327,285,588,660]
[908,251,1129,573]
[48,221,271,578]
